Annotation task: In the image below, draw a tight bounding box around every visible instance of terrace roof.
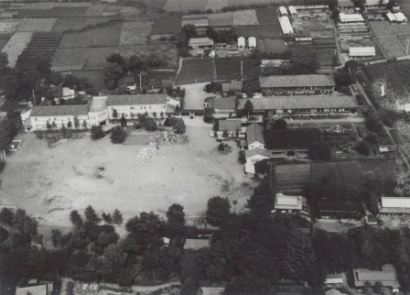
[107,94,167,106]
[259,74,335,88]
[31,105,88,117]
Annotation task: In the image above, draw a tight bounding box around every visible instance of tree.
[120,115,127,127]
[356,140,371,156]
[102,212,113,224]
[246,181,273,215]
[112,209,123,225]
[238,150,246,164]
[273,119,287,130]
[308,142,332,161]
[0,208,13,225]
[73,116,79,128]
[91,125,105,140]
[144,118,157,132]
[203,107,214,123]
[84,206,101,224]
[70,210,83,229]
[106,53,126,69]
[243,99,253,118]
[67,120,72,128]
[206,196,231,227]
[128,55,145,73]
[103,62,123,89]
[166,204,185,228]
[364,132,379,145]
[112,109,118,119]
[174,118,186,134]
[110,126,127,144]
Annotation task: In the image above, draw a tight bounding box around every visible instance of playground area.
[0,118,255,240]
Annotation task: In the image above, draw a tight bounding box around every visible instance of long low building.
[353,265,400,290]
[278,16,294,35]
[22,94,172,131]
[349,47,376,59]
[260,74,335,95]
[237,95,359,116]
[379,197,410,214]
[317,199,364,220]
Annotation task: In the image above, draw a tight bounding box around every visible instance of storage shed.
[348,47,376,58]
[248,36,256,48]
[238,36,245,49]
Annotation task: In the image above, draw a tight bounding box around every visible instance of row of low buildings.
[21,94,179,131]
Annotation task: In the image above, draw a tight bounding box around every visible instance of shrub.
[308,142,332,161]
[0,161,5,173]
[90,125,105,140]
[145,118,157,132]
[238,150,246,164]
[110,126,127,144]
[356,140,371,156]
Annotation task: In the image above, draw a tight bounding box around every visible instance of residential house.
[378,197,410,215]
[324,273,344,287]
[237,95,359,118]
[273,193,306,213]
[184,238,210,250]
[196,287,225,295]
[353,264,400,292]
[259,74,335,96]
[107,94,168,120]
[222,80,243,97]
[16,282,53,295]
[317,199,364,220]
[212,97,237,119]
[188,37,214,50]
[246,123,265,149]
[217,119,245,140]
[244,147,270,174]
[264,128,321,158]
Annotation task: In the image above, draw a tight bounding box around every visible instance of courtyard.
[0,118,255,241]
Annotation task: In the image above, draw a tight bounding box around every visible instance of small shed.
[248,36,256,48]
[279,6,288,16]
[348,47,376,58]
[289,6,297,15]
[238,36,245,49]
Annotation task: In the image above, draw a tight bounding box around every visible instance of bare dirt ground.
[0,118,255,241]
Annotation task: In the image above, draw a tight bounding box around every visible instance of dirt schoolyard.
[0,118,254,238]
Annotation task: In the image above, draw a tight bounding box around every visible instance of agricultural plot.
[71,69,106,91]
[227,0,291,8]
[257,38,287,53]
[17,18,57,32]
[235,25,282,38]
[85,4,107,17]
[150,15,181,35]
[52,48,89,71]
[233,10,258,26]
[85,47,119,69]
[206,0,228,12]
[0,19,21,34]
[18,7,88,18]
[176,59,214,84]
[215,57,259,81]
[120,21,153,45]
[255,8,279,25]
[163,0,184,12]
[136,0,168,10]
[181,0,208,12]
[52,17,116,32]
[370,21,410,58]
[1,32,32,67]
[119,43,178,68]
[208,12,233,27]
[58,23,122,48]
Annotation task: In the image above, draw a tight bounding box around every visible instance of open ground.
[0,118,255,237]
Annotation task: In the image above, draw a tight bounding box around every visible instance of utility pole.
[32,90,36,106]
[138,73,142,91]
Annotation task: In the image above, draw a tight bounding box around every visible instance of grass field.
[17,18,57,32]
[255,7,279,25]
[18,7,88,18]
[85,47,119,69]
[52,17,116,32]
[233,10,258,26]
[176,58,214,84]
[369,21,410,58]
[1,32,32,67]
[257,38,287,53]
[120,21,153,45]
[206,0,228,12]
[0,19,21,34]
[58,23,122,48]
[0,120,254,232]
[136,0,168,10]
[181,0,208,12]
[215,57,259,81]
[235,25,282,38]
[150,15,181,35]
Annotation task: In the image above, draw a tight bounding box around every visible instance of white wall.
[108,104,166,119]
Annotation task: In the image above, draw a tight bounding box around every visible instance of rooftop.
[31,104,89,117]
[89,96,107,112]
[259,74,335,88]
[354,266,400,288]
[237,95,358,110]
[222,80,243,91]
[349,47,376,57]
[184,238,210,250]
[198,287,225,295]
[189,37,214,46]
[246,123,264,145]
[274,193,303,210]
[107,94,167,106]
[212,97,236,110]
[245,147,270,158]
[264,128,321,150]
[317,199,363,215]
[218,119,242,132]
[380,197,410,209]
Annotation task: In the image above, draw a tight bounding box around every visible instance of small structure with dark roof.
[317,199,364,220]
[217,119,245,140]
[264,128,321,158]
[259,74,335,95]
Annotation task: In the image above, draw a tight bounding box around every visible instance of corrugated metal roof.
[259,74,335,88]
[246,123,265,145]
[107,94,167,106]
[278,16,294,34]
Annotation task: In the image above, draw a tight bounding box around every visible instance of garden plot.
[120,21,153,45]
[176,58,214,84]
[181,0,208,12]
[85,4,107,17]
[1,32,32,67]
[119,43,178,68]
[137,0,168,10]
[0,19,21,34]
[228,0,291,7]
[233,10,258,26]
[258,38,287,53]
[58,22,122,48]
[0,121,254,231]
[206,0,228,12]
[52,17,115,32]
[163,0,184,12]
[17,18,57,32]
[52,48,88,71]
[370,21,410,58]
[85,47,119,69]
[256,8,280,25]
[151,15,181,35]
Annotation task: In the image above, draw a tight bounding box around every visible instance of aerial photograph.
[2,0,410,294]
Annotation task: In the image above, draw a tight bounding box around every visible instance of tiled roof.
[107,94,167,106]
[218,119,242,131]
[246,123,264,145]
[31,105,88,117]
[259,74,335,88]
[264,128,321,150]
[237,95,358,110]
[89,96,107,112]
[222,80,243,91]
[213,97,236,110]
[245,147,269,158]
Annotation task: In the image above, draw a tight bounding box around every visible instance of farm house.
[278,16,294,35]
[279,6,288,16]
[339,13,365,23]
[348,47,376,59]
[259,74,335,95]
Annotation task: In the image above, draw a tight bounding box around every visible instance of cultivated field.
[233,9,259,26]
[120,21,153,45]
[176,58,214,84]
[17,18,57,32]
[150,15,181,36]
[58,22,122,48]
[0,120,254,232]
[1,32,32,67]
[257,38,287,53]
[206,0,228,12]
[0,19,21,34]
[369,21,410,58]
[52,17,116,32]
